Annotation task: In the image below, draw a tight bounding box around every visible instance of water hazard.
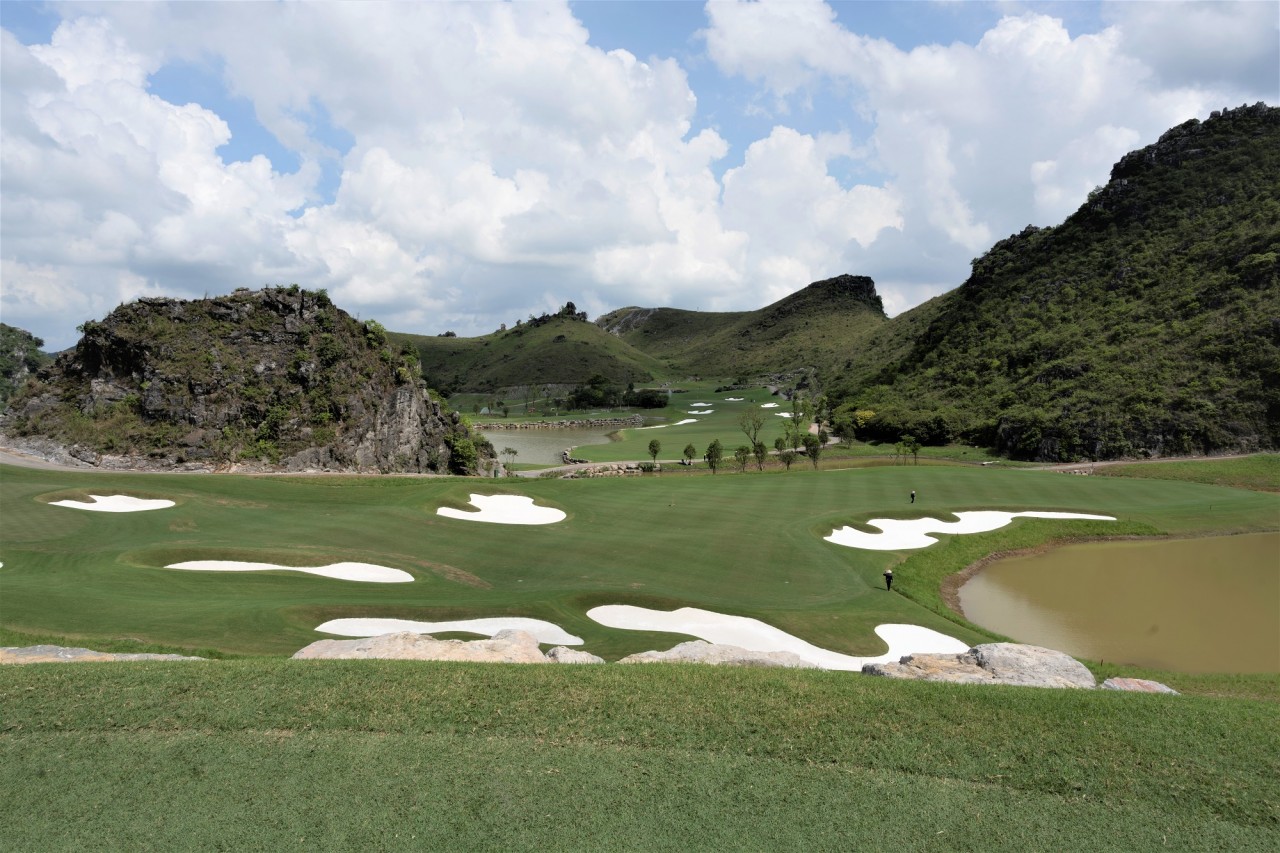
[479,427,620,466]
[958,532,1280,673]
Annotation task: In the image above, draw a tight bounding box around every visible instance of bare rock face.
[0,645,205,664]
[1101,677,1179,695]
[546,646,605,664]
[862,643,1096,689]
[1,287,491,474]
[291,630,550,663]
[618,640,811,668]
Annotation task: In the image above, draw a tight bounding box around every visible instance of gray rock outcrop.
[862,643,1096,689]
[1,287,492,474]
[1101,677,1179,694]
[292,630,551,663]
[0,645,205,664]
[546,646,605,664]
[618,640,811,668]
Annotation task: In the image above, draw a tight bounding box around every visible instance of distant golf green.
[3,460,1275,662]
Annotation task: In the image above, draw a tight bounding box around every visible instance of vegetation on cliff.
[0,323,52,409]
[828,103,1279,460]
[2,287,490,473]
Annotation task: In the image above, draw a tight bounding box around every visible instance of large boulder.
[292,630,549,663]
[618,640,811,668]
[862,643,1096,689]
[0,645,205,664]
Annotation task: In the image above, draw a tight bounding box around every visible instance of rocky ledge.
[0,645,206,664]
[291,630,604,664]
[618,640,808,668]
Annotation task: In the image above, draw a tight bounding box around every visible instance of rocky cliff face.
[1,287,492,474]
[0,323,51,409]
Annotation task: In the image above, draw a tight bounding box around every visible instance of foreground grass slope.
[2,661,1276,850]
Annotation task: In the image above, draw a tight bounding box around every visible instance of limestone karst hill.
[0,323,52,409]
[827,102,1280,461]
[1,286,491,473]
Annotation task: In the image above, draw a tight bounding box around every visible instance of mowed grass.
[2,460,1277,665]
[1097,453,1280,492]
[2,661,1277,850]
[3,458,1279,849]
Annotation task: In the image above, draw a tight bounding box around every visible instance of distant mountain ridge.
[393,303,669,394]
[597,274,887,378]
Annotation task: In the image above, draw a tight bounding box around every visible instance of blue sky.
[2,1,1276,349]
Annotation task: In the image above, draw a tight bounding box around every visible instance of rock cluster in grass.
[561,462,660,479]
[0,645,206,664]
[619,641,809,668]
[862,643,1097,689]
[1100,677,1179,694]
[478,417,644,430]
[291,630,605,664]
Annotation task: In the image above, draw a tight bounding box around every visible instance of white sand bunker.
[316,617,582,645]
[167,560,413,583]
[761,402,779,408]
[691,402,712,407]
[437,493,566,525]
[588,605,967,671]
[50,495,175,513]
[724,397,744,401]
[637,419,698,430]
[825,510,1116,551]
[774,412,797,418]
[686,409,714,414]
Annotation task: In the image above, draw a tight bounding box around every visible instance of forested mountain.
[1,287,491,473]
[829,103,1279,460]
[598,274,887,378]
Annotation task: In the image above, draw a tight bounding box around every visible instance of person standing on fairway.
[884,568,893,591]
[910,490,916,503]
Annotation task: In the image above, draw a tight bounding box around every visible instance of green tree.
[752,441,768,471]
[778,448,797,471]
[733,445,751,472]
[682,443,697,466]
[902,434,922,465]
[648,438,661,463]
[704,439,723,474]
[501,446,518,474]
[802,433,823,469]
[738,407,766,449]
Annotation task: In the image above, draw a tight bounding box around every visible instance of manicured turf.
[2,661,1277,850]
[2,459,1276,663]
[3,457,1278,849]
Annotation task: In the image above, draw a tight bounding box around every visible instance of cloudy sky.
[2,1,1276,350]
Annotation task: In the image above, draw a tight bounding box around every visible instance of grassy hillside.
[598,274,887,378]
[394,310,670,394]
[2,661,1275,850]
[831,103,1280,461]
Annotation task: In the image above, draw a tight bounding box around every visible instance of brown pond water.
[958,532,1280,673]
